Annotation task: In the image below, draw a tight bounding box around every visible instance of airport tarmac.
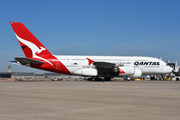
[0,81,180,120]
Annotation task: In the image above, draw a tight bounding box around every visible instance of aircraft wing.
[93,61,123,73]
[14,57,45,65]
[93,61,116,69]
[87,58,123,72]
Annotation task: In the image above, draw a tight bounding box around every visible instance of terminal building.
[0,66,74,79]
[0,72,70,79]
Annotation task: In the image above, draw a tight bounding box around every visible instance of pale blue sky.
[0,0,180,73]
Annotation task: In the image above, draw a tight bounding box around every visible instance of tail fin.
[10,22,71,74]
[10,22,52,58]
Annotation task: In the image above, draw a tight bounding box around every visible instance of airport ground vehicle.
[10,22,173,80]
[172,76,180,81]
[51,78,60,81]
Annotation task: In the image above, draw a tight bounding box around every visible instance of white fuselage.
[54,55,173,77]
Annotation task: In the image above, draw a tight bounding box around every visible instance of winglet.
[86,58,94,65]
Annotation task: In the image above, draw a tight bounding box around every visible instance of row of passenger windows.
[59,58,149,61]
[59,59,130,61]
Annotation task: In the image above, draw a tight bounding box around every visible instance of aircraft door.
[77,64,81,69]
[56,63,60,71]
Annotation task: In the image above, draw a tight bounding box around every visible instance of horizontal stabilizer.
[14,57,45,65]
[10,60,21,65]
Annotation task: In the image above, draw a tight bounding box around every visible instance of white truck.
[172,76,180,81]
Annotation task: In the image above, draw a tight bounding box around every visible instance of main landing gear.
[87,77,111,82]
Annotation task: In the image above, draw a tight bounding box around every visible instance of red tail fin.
[10,22,71,75]
[10,22,52,58]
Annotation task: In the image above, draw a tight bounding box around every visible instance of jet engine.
[74,68,97,76]
[118,66,142,78]
[130,67,142,78]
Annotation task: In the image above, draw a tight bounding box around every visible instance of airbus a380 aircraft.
[10,22,173,80]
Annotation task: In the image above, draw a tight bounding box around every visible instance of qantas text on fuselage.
[134,62,160,66]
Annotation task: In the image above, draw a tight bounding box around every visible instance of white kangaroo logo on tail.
[36,46,46,54]
[15,34,53,66]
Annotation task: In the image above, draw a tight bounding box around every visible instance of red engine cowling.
[118,66,142,78]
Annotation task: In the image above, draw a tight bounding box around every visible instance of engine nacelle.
[118,66,142,78]
[118,66,135,76]
[130,67,142,78]
[74,68,97,77]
